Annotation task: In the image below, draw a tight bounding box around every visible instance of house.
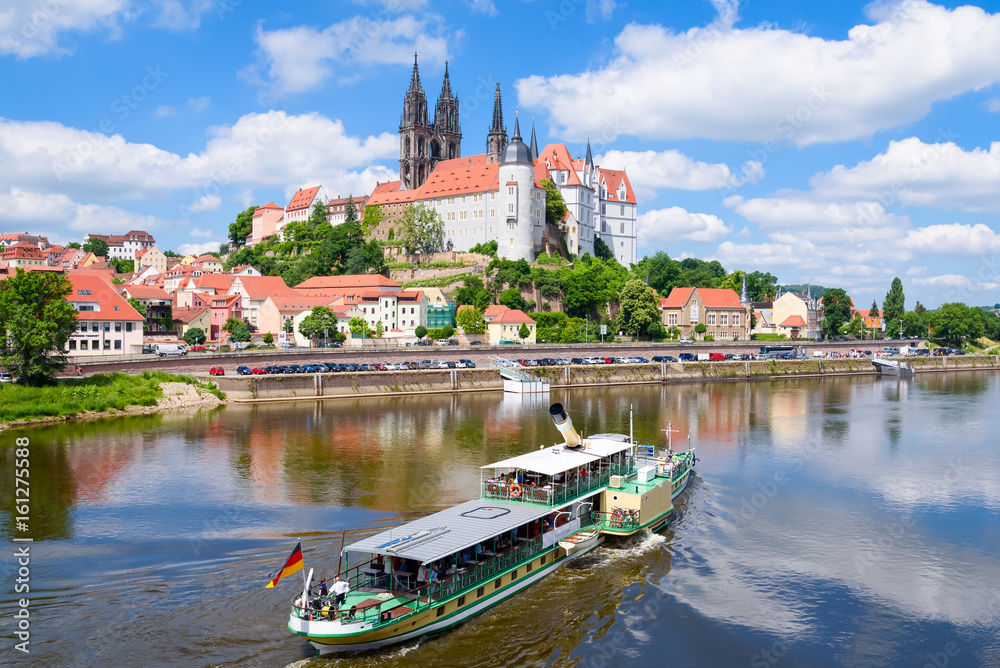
[0,233,50,250]
[257,294,334,340]
[769,288,825,339]
[486,307,536,344]
[172,306,211,339]
[227,275,297,330]
[294,274,401,297]
[289,303,364,347]
[249,201,284,246]
[65,274,145,356]
[83,230,155,260]
[660,287,751,341]
[421,287,455,329]
[853,308,884,332]
[2,243,46,268]
[135,247,168,274]
[279,186,330,238]
[326,194,368,225]
[228,265,261,277]
[119,285,173,334]
[193,254,222,273]
[207,294,243,340]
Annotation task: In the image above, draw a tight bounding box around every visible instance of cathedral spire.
[529,118,538,160]
[512,113,522,141]
[439,60,452,99]
[490,83,504,131]
[408,52,422,93]
[584,136,593,169]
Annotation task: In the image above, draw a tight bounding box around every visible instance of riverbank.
[0,372,225,432]
[216,355,1000,402]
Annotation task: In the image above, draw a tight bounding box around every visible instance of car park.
[651,355,677,362]
[208,367,225,376]
[236,366,252,375]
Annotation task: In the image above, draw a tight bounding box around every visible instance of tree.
[594,236,613,261]
[228,205,258,247]
[499,287,526,311]
[283,319,294,334]
[361,204,386,237]
[902,310,928,338]
[540,179,567,227]
[441,324,455,339]
[263,332,274,346]
[222,317,250,342]
[456,306,486,335]
[110,258,135,274]
[82,237,109,258]
[415,325,427,340]
[66,242,81,250]
[633,251,680,296]
[821,288,852,339]
[694,323,707,339]
[518,322,531,341]
[914,301,927,316]
[399,203,445,254]
[931,302,983,347]
[183,327,206,346]
[452,276,491,311]
[746,271,779,301]
[882,277,906,338]
[349,317,372,338]
[344,196,357,223]
[470,240,498,257]
[848,312,864,338]
[616,279,660,338]
[0,269,77,385]
[375,320,384,338]
[127,297,147,319]
[163,250,181,258]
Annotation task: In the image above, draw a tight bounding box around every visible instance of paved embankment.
[214,355,1000,402]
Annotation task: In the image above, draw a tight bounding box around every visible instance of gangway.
[489,356,550,394]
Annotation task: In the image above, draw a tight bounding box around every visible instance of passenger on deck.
[315,577,329,597]
[332,576,350,606]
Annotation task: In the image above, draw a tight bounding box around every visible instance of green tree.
[902,310,928,338]
[746,271,779,301]
[456,306,486,335]
[540,179,568,227]
[344,195,357,223]
[263,332,274,346]
[309,200,328,228]
[499,287,526,311]
[593,236,613,261]
[0,269,78,385]
[399,203,445,254]
[453,276,491,311]
[914,301,927,316]
[283,319,294,334]
[163,250,181,258]
[228,205,258,247]
[183,327,206,346]
[616,279,660,338]
[415,325,427,340]
[518,322,531,341]
[222,317,250,342]
[470,240,498,257]
[111,258,135,274]
[82,237,109,258]
[349,317,372,337]
[127,297,147,319]
[694,323,707,339]
[361,204,386,237]
[931,302,983,347]
[882,277,906,338]
[375,320,384,338]
[632,251,680,295]
[441,324,455,339]
[66,241,81,249]
[848,312,864,338]
[821,288,852,339]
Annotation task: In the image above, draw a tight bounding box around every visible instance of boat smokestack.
[549,403,582,449]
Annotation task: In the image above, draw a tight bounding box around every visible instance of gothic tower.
[432,62,462,162]
[399,53,432,190]
[486,83,507,163]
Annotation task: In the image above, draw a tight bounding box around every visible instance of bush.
[752,333,789,341]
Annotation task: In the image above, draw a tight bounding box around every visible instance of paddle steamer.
[287,403,695,655]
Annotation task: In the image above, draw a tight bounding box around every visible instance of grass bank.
[0,371,225,423]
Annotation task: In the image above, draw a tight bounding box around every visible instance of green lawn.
[0,371,225,423]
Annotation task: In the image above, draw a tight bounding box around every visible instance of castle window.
[734,314,740,326]
[721,314,728,326]
[508,186,514,196]
[621,205,625,216]
[508,203,514,214]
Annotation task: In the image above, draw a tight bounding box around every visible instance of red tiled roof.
[172,306,209,323]
[600,168,637,204]
[696,288,744,308]
[661,287,695,308]
[68,274,144,321]
[491,308,535,324]
[286,186,321,212]
[232,275,294,300]
[538,144,584,187]
[2,243,43,260]
[192,274,236,292]
[779,315,807,327]
[295,275,401,290]
[255,201,283,211]
[483,304,508,317]
[122,285,170,301]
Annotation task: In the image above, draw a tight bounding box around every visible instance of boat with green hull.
[286,402,696,655]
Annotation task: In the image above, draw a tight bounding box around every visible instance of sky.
[3,0,1000,308]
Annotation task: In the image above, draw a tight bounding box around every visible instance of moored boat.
[285,402,696,655]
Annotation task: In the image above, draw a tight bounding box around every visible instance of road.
[75,340,921,375]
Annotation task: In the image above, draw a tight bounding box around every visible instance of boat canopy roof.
[345,498,564,565]
[481,437,633,477]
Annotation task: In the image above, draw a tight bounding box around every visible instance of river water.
[2,372,1000,667]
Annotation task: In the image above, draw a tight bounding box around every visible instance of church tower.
[432,62,462,162]
[486,83,507,163]
[399,53,432,190]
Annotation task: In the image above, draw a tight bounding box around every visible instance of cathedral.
[368,56,639,264]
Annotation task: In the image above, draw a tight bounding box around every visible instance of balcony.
[482,458,635,508]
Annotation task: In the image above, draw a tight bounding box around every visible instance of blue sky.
[3,0,1000,308]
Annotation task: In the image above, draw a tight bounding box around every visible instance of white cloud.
[150,0,216,31]
[177,241,224,256]
[154,105,176,118]
[0,0,130,58]
[599,149,762,199]
[585,0,617,23]
[464,0,497,16]
[0,187,169,234]
[188,97,211,112]
[189,227,213,238]
[638,206,733,245]
[189,194,221,212]
[517,2,1000,144]
[712,240,811,268]
[809,138,1000,214]
[912,274,999,291]
[242,15,452,97]
[985,99,1000,113]
[0,111,398,201]
[902,223,1000,255]
[725,196,910,243]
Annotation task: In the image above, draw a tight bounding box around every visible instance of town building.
[83,230,155,260]
[278,186,330,238]
[119,285,173,334]
[399,56,462,190]
[257,294,333,340]
[173,306,211,339]
[289,303,364,347]
[660,287,751,341]
[294,274,402,296]
[768,288,825,339]
[326,195,368,225]
[249,201,284,246]
[0,233,50,250]
[66,274,145,356]
[2,243,46,268]
[485,306,536,344]
[135,246,167,274]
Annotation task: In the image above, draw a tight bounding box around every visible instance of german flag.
[265,542,304,588]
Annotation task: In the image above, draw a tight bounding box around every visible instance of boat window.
[477,587,484,598]
[437,606,445,617]
[511,570,517,581]
[457,596,465,607]
[495,578,502,590]
[526,563,532,573]
[540,555,546,565]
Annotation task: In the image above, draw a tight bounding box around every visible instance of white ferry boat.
[286,402,696,655]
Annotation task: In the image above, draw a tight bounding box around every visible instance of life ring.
[510,483,523,498]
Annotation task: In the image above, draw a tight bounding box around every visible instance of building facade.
[660,287,751,341]
[84,230,155,260]
[399,56,462,190]
[66,275,145,356]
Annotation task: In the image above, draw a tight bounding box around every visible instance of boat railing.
[593,509,639,531]
[482,460,634,507]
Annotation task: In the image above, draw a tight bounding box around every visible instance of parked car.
[679,338,694,344]
[141,344,154,354]
[552,358,571,365]
[470,341,483,346]
[0,372,14,383]
[570,358,586,365]
[359,363,377,371]
[679,353,697,362]
[265,365,283,374]
[459,359,476,368]
[651,355,678,363]
[251,367,268,375]
[209,367,225,376]
[322,362,343,372]
[188,345,206,352]
[708,353,725,361]
[236,366,252,375]
[301,364,326,373]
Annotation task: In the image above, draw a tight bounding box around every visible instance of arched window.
[620,222,625,234]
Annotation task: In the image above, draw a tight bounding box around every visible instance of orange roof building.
[485,306,536,345]
[66,274,145,356]
[660,287,751,341]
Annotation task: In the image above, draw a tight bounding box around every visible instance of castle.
[274,57,639,264]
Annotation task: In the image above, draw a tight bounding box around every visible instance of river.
[2,372,999,667]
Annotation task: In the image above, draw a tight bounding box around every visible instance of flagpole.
[302,567,314,610]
